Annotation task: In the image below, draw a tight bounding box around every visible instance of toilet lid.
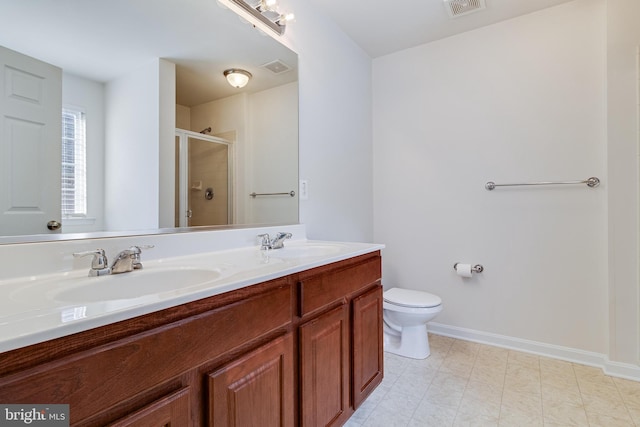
[383,287,442,308]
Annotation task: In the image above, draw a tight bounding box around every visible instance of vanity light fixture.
[224,68,252,88]
[227,0,294,35]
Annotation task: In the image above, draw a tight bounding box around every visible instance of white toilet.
[383,287,443,359]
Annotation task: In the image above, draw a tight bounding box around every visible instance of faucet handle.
[127,244,155,254]
[257,234,271,250]
[128,245,154,269]
[73,249,111,276]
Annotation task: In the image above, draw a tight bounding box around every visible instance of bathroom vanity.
[0,229,383,426]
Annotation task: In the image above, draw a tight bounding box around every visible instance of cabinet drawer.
[0,285,292,425]
[107,387,191,427]
[298,255,381,317]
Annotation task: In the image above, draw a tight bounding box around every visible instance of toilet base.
[383,323,431,359]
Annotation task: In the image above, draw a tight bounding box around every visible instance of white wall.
[373,0,608,355]
[248,82,298,225]
[104,59,174,231]
[61,73,105,233]
[158,59,177,229]
[607,0,640,366]
[281,0,374,242]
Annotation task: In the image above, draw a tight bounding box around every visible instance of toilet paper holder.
[453,263,484,273]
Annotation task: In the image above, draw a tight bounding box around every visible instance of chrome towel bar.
[485,177,600,191]
[250,191,296,198]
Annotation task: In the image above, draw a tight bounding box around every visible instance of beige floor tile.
[498,411,544,426]
[586,412,635,427]
[573,364,615,389]
[350,398,377,424]
[458,394,501,419]
[377,388,423,415]
[581,393,632,422]
[507,351,540,370]
[624,398,640,424]
[503,399,541,427]
[430,371,469,393]
[411,400,457,426]
[440,359,475,378]
[541,370,579,390]
[540,358,577,387]
[373,337,640,427]
[504,372,541,395]
[392,370,433,398]
[542,399,589,426]
[385,353,410,376]
[402,362,438,379]
[615,376,640,404]
[539,356,574,373]
[428,333,455,351]
[464,379,504,403]
[423,387,465,408]
[543,421,588,427]
[506,363,541,381]
[450,340,481,356]
[469,365,507,387]
[454,412,499,426]
[475,353,508,370]
[578,379,622,401]
[363,405,411,427]
[477,344,509,362]
[541,381,583,406]
[502,390,542,415]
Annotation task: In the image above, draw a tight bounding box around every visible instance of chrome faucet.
[257,232,292,250]
[73,245,154,276]
[111,245,154,274]
[73,249,112,276]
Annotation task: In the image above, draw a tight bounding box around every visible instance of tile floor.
[346,334,640,426]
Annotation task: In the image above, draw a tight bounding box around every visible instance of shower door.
[175,129,233,227]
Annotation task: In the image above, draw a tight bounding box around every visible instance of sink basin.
[267,244,343,259]
[53,268,222,302]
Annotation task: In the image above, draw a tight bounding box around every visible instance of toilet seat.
[383,287,441,308]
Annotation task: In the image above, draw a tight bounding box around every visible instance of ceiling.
[308,0,577,58]
[0,0,297,106]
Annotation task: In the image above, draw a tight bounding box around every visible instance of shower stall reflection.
[175,129,233,227]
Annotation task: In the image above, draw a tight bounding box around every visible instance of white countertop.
[0,239,383,353]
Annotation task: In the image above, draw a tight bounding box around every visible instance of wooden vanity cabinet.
[299,304,351,426]
[297,253,384,426]
[0,279,294,427]
[208,333,295,426]
[0,251,383,427]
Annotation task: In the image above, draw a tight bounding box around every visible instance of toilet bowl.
[383,287,442,359]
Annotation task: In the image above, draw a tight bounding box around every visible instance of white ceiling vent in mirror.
[261,60,292,74]
[443,0,486,18]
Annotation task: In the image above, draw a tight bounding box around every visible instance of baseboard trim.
[427,322,640,381]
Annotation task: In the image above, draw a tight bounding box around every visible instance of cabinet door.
[107,387,191,427]
[299,304,350,427]
[208,334,294,427]
[352,285,384,408]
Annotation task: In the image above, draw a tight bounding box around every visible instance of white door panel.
[1,45,62,235]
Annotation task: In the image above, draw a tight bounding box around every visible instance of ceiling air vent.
[260,59,292,74]
[443,0,486,18]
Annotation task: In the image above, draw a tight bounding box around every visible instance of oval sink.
[267,244,343,259]
[54,268,221,302]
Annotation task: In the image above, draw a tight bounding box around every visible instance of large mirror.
[0,0,298,243]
